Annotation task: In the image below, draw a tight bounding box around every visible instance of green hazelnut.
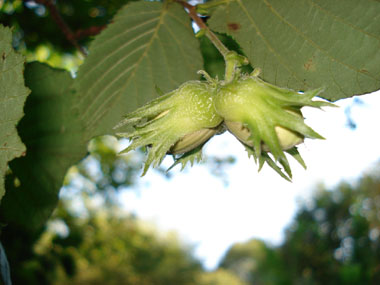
[115,81,223,175]
[214,74,334,179]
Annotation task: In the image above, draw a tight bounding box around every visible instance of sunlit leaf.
[74,1,203,140]
[0,25,29,202]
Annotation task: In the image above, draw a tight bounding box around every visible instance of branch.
[32,0,87,56]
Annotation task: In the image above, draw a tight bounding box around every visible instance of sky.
[119,90,380,270]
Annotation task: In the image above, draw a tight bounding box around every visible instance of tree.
[1,0,380,282]
[218,164,380,284]
[197,269,247,285]
[280,169,380,284]
[14,197,203,285]
[218,239,289,285]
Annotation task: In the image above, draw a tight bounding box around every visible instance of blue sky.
[119,90,380,270]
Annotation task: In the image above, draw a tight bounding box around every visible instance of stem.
[224,51,249,82]
[75,26,106,40]
[196,0,231,11]
[174,0,248,83]
[33,0,87,56]
[205,29,230,58]
[175,0,229,58]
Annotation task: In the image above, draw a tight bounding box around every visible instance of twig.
[174,0,248,82]
[32,0,87,56]
[174,0,229,58]
[74,26,106,40]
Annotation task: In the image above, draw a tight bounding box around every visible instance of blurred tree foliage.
[18,199,203,285]
[197,268,247,285]
[0,0,245,75]
[0,135,141,284]
[218,239,289,284]
[218,165,380,285]
[281,172,380,284]
[4,135,242,284]
[62,136,143,205]
[0,0,135,52]
[10,142,380,284]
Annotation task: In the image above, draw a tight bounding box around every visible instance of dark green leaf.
[0,62,87,234]
[0,25,30,202]
[74,1,203,140]
[208,0,380,101]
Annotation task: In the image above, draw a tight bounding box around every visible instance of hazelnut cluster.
[115,71,334,180]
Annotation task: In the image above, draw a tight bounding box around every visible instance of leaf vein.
[94,16,160,50]
[263,0,379,82]
[162,23,195,76]
[307,0,380,41]
[78,27,155,105]
[236,0,305,85]
[82,5,169,129]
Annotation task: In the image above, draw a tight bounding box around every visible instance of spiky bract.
[115,81,223,175]
[214,74,335,180]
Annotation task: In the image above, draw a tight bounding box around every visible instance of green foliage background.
[1,0,380,283]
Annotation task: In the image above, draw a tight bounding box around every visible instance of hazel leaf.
[209,0,380,101]
[0,26,30,202]
[74,1,203,140]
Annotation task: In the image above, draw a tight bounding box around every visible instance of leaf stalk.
[174,0,247,82]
